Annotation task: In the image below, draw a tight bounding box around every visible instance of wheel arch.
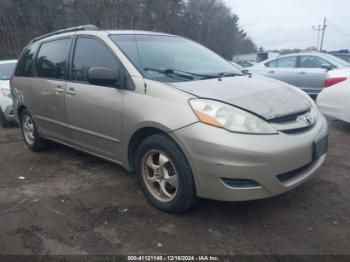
[17,105,27,122]
[126,124,201,196]
[127,126,169,171]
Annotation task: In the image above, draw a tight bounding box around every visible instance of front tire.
[135,134,197,213]
[20,109,49,151]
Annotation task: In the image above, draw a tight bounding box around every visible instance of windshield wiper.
[144,67,243,80]
[216,71,243,77]
[144,67,195,80]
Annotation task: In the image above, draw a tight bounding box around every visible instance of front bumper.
[172,114,328,201]
[1,100,15,122]
[3,104,15,122]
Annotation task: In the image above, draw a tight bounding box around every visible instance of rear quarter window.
[265,60,277,67]
[276,56,297,68]
[15,44,38,77]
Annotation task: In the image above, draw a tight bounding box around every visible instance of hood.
[0,80,10,89]
[170,75,311,120]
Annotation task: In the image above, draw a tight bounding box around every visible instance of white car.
[0,60,17,127]
[317,78,350,123]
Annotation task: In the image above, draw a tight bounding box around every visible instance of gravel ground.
[0,119,349,256]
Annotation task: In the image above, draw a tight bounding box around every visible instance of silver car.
[0,60,17,127]
[11,26,328,213]
[248,52,350,96]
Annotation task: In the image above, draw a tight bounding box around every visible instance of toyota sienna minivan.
[11,25,328,213]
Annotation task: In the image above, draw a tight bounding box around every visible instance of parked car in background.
[317,79,350,123]
[248,53,350,96]
[11,26,328,213]
[232,51,279,67]
[0,60,17,127]
[229,61,244,71]
[237,61,256,68]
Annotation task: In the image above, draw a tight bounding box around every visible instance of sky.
[224,0,350,51]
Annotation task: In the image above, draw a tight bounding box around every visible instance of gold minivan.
[11,25,328,213]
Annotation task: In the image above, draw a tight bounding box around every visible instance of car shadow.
[330,119,350,132]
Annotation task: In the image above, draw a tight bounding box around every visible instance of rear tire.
[135,134,197,213]
[20,109,49,151]
[0,109,10,128]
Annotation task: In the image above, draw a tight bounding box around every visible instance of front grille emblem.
[302,112,313,124]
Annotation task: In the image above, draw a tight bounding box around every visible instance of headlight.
[189,99,278,134]
[0,88,11,98]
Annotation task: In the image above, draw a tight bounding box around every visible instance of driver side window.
[72,37,121,83]
[300,56,331,68]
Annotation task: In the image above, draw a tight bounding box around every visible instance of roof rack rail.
[30,24,99,43]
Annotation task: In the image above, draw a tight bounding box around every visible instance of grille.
[281,125,314,134]
[270,109,310,124]
[277,161,313,183]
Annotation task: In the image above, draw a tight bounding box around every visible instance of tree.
[0,0,256,59]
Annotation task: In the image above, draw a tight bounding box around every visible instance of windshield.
[110,35,242,82]
[322,53,350,67]
[333,54,350,63]
[0,62,16,80]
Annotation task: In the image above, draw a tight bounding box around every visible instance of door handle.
[268,70,275,74]
[66,87,77,96]
[298,71,306,75]
[55,85,64,94]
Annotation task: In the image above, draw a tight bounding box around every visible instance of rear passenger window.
[72,37,121,83]
[35,38,71,80]
[15,44,38,77]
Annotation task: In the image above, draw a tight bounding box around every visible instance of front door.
[295,56,329,95]
[65,36,124,161]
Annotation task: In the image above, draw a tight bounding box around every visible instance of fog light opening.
[221,178,261,189]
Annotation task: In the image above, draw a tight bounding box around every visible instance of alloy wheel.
[142,150,179,202]
[22,115,35,145]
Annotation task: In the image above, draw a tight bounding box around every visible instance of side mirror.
[88,67,119,87]
[242,69,250,75]
[321,63,334,71]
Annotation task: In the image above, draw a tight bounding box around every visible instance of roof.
[278,52,323,57]
[0,60,17,64]
[29,25,178,44]
[30,25,98,43]
[106,30,176,37]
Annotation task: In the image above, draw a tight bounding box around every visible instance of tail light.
[324,77,347,88]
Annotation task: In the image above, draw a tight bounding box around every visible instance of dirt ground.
[0,119,349,256]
